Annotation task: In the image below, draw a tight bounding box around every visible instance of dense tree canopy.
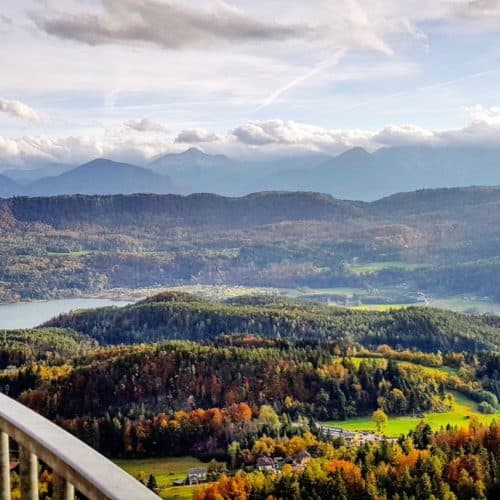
[44,293,500,352]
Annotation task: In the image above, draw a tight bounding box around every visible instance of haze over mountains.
[27,159,173,196]
[2,146,500,200]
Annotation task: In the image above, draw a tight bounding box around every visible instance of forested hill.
[1,192,361,228]
[43,292,500,352]
[3,186,500,228]
[369,186,500,216]
[4,187,500,302]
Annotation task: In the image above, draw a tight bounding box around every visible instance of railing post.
[0,432,10,500]
[19,447,38,500]
[53,473,75,500]
[1,393,159,499]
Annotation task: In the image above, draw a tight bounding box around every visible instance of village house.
[321,425,395,444]
[283,449,312,472]
[293,450,311,467]
[256,456,279,472]
[187,467,207,485]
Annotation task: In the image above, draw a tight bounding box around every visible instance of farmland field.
[347,261,429,275]
[115,456,208,500]
[348,357,457,376]
[348,304,413,311]
[324,392,499,438]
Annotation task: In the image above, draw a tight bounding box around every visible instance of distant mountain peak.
[336,147,371,160]
[79,158,134,169]
[183,147,205,156]
[149,148,234,171]
[25,158,173,196]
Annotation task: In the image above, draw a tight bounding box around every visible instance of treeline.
[5,192,359,229]
[44,292,500,352]
[0,328,95,369]
[15,341,459,421]
[56,403,297,459]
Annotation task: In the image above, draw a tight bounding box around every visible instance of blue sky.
[2,0,500,166]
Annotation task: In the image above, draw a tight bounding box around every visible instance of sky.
[2,0,500,167]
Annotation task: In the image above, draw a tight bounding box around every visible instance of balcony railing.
[0,392,159,499]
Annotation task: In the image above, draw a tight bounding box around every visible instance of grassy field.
[324,393,499,438]
[348,304,413,311]
[348,261,429,276]
[348,357,457,376]
[115,456,208,500]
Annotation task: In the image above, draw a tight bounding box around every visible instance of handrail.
[0,393,159,500]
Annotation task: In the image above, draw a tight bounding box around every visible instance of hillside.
[2,188,500,302]
[43,292,500,352]
[0,328,96,368]
[4,191,361,228]
[0,173,21,198]
[368,186,500,216]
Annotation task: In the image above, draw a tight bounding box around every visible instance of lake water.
[0,298,131,330]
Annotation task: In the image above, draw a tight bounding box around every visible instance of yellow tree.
[372,408,388,435]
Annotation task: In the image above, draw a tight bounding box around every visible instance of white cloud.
[439,105,500,147]
[30,0,314,49]
[175,128,221,143]
[374,106,500,148]
[0,133,178,167]
[124,118,168,133]
[232,119,374,153]
[4,107,500,167]
[373,125,440,147]
[0,98,40,122]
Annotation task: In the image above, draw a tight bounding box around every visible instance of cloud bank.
[3,107,500,167]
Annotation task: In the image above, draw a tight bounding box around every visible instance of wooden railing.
[0,393,159,499]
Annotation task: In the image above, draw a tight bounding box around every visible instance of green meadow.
[115,456,207,500]
[324,392,499,438]
[348,261,429,276]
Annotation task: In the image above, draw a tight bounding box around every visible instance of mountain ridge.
[4,145,500,199]
[4,185,500,229]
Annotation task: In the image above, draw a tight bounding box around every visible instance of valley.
[1,189,500,498]
[2,188,500,309]
[1,292,498,498]
[3,3,500,497]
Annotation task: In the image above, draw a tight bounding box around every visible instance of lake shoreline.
[0,287,165,306]
[0,297,135,330]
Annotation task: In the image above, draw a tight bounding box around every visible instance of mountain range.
[2,146,500,200]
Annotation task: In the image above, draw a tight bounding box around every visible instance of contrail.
[256,49,346,111]
[345,70,495,111]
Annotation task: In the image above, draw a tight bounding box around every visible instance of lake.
[0,298,131,330]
